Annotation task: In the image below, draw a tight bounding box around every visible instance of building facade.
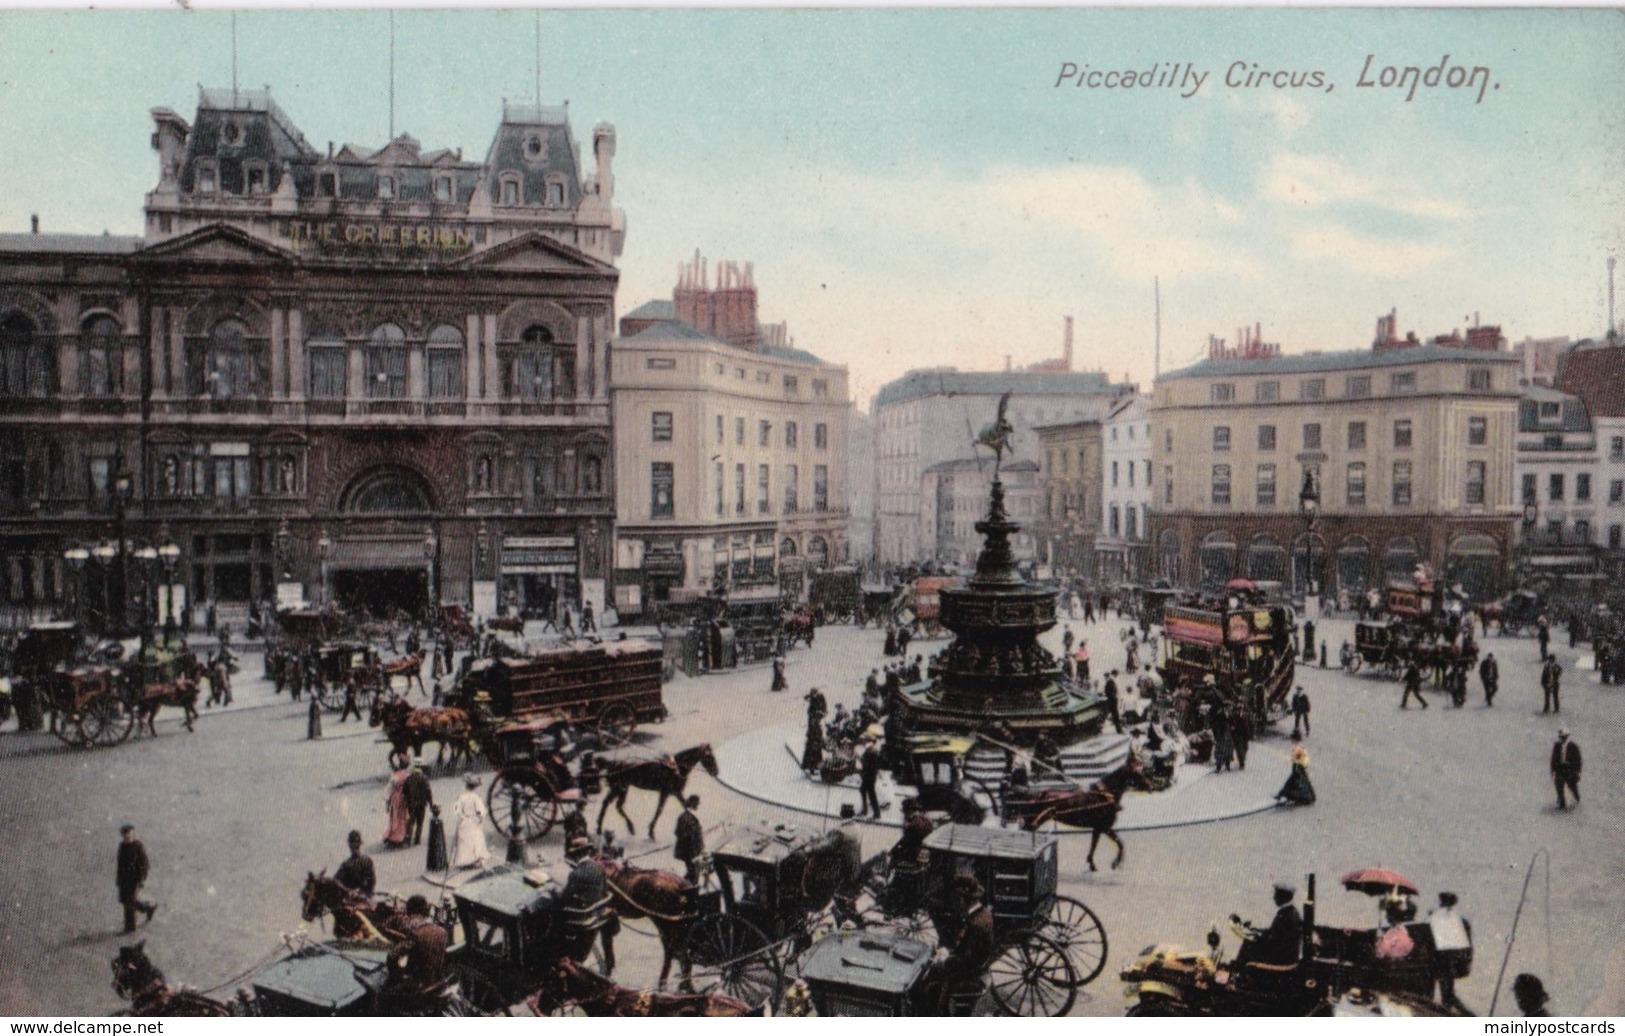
[921,458,1039,568]
[1512,387,1599,583]
[845,408,876,564]
[1149,326,1521,603]
[1554,337,1625,581]
[873,369,1129,567]
[1098,394,1152,584]
[1031,420,1103,578]
[611,257,850,613]
[0,88,624,628]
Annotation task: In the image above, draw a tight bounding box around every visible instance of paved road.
[0,616,1618,1016]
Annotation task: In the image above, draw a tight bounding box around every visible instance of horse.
[299,870,418,944]
[369,694,473,769]
[600,860,699,991]
[133,677,202,737]
[529,958,756,1017]
[596,744,719,839]
[110,943,234,1017]
[1012,758,1148,871]
[379,651,427,696]
[782,611,817,649]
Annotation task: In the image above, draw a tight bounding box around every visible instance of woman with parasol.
[1276,740,1316,805]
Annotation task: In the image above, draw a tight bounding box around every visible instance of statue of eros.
[975,391,1016,478]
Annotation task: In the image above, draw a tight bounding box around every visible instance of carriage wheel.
[1043,895,1109,987]
[93,696,136,747]
[454,968,512,1016]
[486,771,561,843]
[317,682,347,712]
[51,704,82,746]
[684,914,783,1011]
[986,934,1078,1017]
[596,702,637,749]
[72,702,106,749]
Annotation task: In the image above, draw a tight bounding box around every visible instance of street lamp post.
[92,539,116,634]
[423,527,439,621]
[63,547,89,625]
[1520,501,1538,587]
[317,532,332,608]
[133,546,159,646]
[1299,469,1321,617]
[158,540,181,641]
[111,460,133,638]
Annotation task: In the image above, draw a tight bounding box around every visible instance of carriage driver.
[562,837,618,973]
[1232,881,1303,968]
[385,895,449,1010]
[919,875,997,1014]
[890,799,934,876]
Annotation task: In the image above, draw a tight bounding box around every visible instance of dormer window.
[525,134,544,159]
[500,175,521,206]
[197,161,218,194]
[317,172,337,198]
[434,176,453,202]
[244,162,267,195]
[545,180,565,207]
[377,174,395,200]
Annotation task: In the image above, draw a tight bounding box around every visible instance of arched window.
[509,325,567,402]
[206,318,264,399]
[426,324,464,399]
[81,315,122,397]
[1384,536,1421,582]
[1246,533,1286,582]
[346,468,432,513]
[367,323,407,399]
[1199,531,1237,592]
[780,537,798,558]
[1337,536,1372,597]
[808,536,830,569]
[1446,534,1501,603]
[307,327,347,399]
[1159,529,1182,585]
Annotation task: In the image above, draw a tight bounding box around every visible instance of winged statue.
[974,392,1016,478]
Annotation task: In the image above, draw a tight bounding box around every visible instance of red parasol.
[1225,578,1257,591]
[1340,868,1419,897]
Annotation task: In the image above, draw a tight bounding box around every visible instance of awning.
[328,540,428,571]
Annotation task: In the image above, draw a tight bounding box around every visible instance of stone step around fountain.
[962,731,1133,785]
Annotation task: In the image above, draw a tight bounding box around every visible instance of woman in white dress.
[450,773,490,870]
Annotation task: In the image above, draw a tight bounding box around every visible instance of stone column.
[483,315,499,405]
[58,328,79,399]
[167,307,186,395]
[287,309,305,402]
[408,346,425,403]
[149,306,167,397]
[575,314,590,401]
[595,310,612,401]
[348,344,365,410]
[465,314,481,401]
[269,308,286,398]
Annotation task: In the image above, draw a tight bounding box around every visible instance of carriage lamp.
[158,541,181,631]
[93,540,116,563]
[317,533,332,559]
[64,546,89,569]
[113,469,132,500]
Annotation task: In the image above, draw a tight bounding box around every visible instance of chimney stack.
[30,214,39,235]
[1063,315,1074,371]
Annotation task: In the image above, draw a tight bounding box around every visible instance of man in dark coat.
[1540,658,1563,714]
[581,601,597,634]
[1479,652,1499,707]
[1232,705,1254,771]
[805,687,827,725]
[339,674,363,723]
[674,796,705,884]
[1537,616,1551,660]
[890,799,933,874]
[1235,882,1303,966]
[117,824,157,933]
[1291,686,1312,735]
[1401,663,1428,709]
[859,740,883,818]
[801,719,825,775]
[335,830,376,898]
[1550,730,1582,810]
[921,875,997,1014]
[1102,672,1122,733]
[771,655,788,692]
[402,765,434,847]
[387,895,448,1006]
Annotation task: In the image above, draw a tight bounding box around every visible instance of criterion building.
[0,87,625,626]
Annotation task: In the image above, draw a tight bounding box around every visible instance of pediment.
[454,231,614,275]
[135,224,297,266]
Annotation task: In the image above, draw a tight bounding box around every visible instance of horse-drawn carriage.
[1159,601,1295,726]
[1120,872,1470,1017]
[855,823,1108,1016]
[8,621,141,748]
[452,638,665,749]
[858,584,902,628]
[808,567,863,625]
[1478,588,1543,636]
[903,577,955,638]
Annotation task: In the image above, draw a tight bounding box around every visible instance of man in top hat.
[890,799,933,875]
[402,763,434,847]
[562,837,616,971]
[1551,730,1582,810]
[1234,882,1303,966]
[922,874,996,1013]
[335,830,376,899]
[116,824,157,933]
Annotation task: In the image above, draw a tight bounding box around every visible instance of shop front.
[500,535,579,619]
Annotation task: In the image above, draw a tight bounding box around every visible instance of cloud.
[1288,219,1456,277]
[1259,153,1467,221]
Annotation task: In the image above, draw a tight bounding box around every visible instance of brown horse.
[596,744,719,839]
[380,651,427,695]
[111,943,233,1017]
[133,678,202,737]
[1013,758,1147,871]
[369,694,472,769]
[300,871,417,944]
[601,859,699,991]
[528,958,755,1017]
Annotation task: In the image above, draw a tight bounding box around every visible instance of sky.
[0,8,1622,406]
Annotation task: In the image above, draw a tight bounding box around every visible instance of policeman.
[674,795,705,884]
